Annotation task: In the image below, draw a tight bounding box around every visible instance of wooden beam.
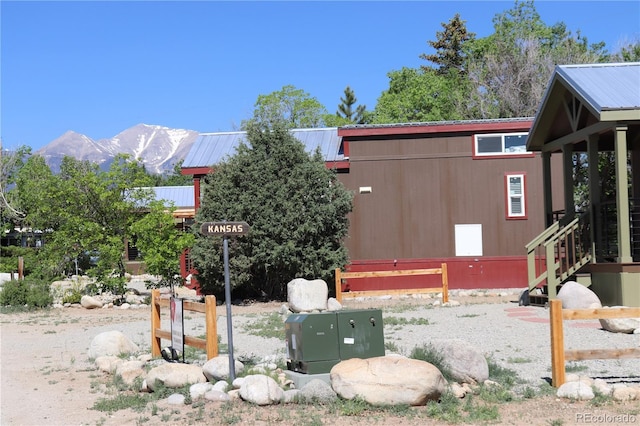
[341,268,444,279]
[335,264,449,303]
[566,348,640,361]
[562,307,640,320]
[541,122,611,153]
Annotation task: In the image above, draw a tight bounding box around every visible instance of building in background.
[181,120,564,291]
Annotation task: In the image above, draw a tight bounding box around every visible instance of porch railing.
[526,211,592,298]
[596,198,640,262]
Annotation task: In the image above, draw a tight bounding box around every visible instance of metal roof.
[182,128,343,168]
[555,62,640,113]
[341,117,534,130]
[150,186,194,208]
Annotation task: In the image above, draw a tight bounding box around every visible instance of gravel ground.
[219,290,640,388]
[2,287,639,426]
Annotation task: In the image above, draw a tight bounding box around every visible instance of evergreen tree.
[191,120,353,300]
[336,86,367,124]
[420,13,475,75]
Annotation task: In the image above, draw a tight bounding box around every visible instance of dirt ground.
[1,296,639,426]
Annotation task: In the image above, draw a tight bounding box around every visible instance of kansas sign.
[201,221,249,236]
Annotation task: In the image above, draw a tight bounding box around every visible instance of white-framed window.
[474,132,530,157]
[505,173,527,219]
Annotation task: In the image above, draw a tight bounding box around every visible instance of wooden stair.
[525,212,592,306]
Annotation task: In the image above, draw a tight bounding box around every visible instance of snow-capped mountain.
[37,124,199,174]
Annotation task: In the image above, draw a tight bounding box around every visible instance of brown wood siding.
[342,134,564,261]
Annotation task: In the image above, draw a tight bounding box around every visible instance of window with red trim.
[474,132,531,158]
[505,173,527,219]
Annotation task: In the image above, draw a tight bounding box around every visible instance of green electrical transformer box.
[285,309,385,374]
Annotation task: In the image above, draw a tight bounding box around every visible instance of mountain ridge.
[36,124,200,174]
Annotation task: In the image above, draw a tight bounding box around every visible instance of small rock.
[190,382,214,400]
[283,389,301,403]
[557,380,594,400]
[166,393,185,405]
[327,297,342,311]
[450,382,466,398]
[613,386,637,401]
[204,389,231,402]
[81,295,103,309]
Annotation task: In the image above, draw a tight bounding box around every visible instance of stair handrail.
[542,212,592,298]
[526,221,560,291]
[526,212,592,298]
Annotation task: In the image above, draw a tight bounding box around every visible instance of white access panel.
[454,224,483,256]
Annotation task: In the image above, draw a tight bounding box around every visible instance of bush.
[0,277,52,308]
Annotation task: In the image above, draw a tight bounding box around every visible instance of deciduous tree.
[244,85,329,129]
[370,67,462,124]
[13,153,187,294]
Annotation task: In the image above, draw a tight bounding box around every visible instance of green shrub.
[0,277,52,308]
[0,280,29,306]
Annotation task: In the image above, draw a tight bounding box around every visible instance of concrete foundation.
[284,370,331,389]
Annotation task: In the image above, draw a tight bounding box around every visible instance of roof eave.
[600,109,640,122]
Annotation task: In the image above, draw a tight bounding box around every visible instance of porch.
[525,63,640,307]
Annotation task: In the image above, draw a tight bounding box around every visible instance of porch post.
[562,144,575,222]
[587,134,600,261]
[542,151,554,227]
[614,125,632,262]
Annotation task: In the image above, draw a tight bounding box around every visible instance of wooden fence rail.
[151,289,218,360]
[549,299,640,387]
[334,263,448,304]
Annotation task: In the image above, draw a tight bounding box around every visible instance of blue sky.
[1,1,639,151]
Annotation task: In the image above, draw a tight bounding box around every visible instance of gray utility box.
[285,309,384,374]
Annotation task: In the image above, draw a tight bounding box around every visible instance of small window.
[474,132,530,157]
[505,173,527,219]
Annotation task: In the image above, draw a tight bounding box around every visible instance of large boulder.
[599,307,640,333]
[299,379,338,404]
[557,281,602,309]
[87,331,139,359]
[202,355,245,381]
[145,363,206,391]
[287,278,328,312]
[330,356,446,406]
[428,339,489,384]
[239,374,284,405]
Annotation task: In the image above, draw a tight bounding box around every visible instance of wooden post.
[550,299,566,387]
[441,263,449,303]
[151,289,161,357]
[205,295,218,359]
[335,268,343,303]
[18,256,24,280]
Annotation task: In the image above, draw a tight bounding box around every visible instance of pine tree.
[336,86,367,124]
[420,13,475,75]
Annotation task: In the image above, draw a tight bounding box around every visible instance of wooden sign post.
[200,221,249,380]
